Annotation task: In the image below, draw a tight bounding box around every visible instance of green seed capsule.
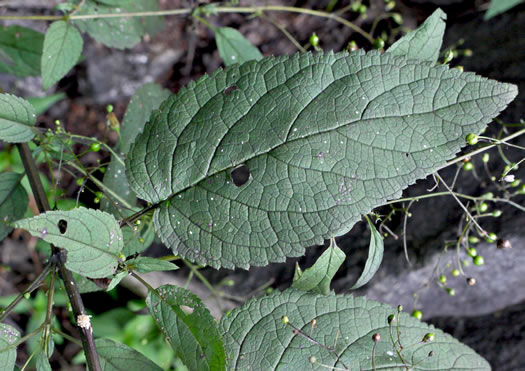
[90,142,101,152]
[492,210,502,217]
[463,162,474,171]
[391,13,402,24]
[387,314,396,325]
[511,179,521,187]
[106,104,114,113]
[24,292,31,299]
[446,288,456,296]
[468,236,480,244]
[485,232,497,243]
[373,38,385,49]
[473,255,485,266]
[439,274,447,284]
[478,202,488,213]
[519,184,525,195]
[466,133,478,145]
[358,4,367,14]
[451,269,460,277]
[281,315,289,324]
[76,177,85,186]
[467,248,477,257]
[423,333,435,342]
[309,33,319,47]
[411,310,423,320]
[482,153,490,163]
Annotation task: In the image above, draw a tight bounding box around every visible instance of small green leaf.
[101,83,170,217]
[0,172,28,241]
[146,285,226,371]
[0,323,20,370]
[106,271,129,291]
[215,27,263,66]
[74,0,163,50]
[0,25,44,77]
[127,256,178,273]
[41,21,83,90]
[485,0,523,19]
[14,208,123,278]
[95,338,163,371]
[0,93,37,143]
[292,238,345,295]
[27,93,66,116]
[388,8,446,63]
[219,289,490,370]
[350,217,384,289]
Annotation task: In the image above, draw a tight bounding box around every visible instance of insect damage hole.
[224,85,238,96]
[231,165,250,187]
[58,219,68,234]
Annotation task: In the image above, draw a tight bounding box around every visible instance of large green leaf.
[0,93,37,143]
[95,338,163,371]
[146,285,226,371]
[126,51,517,270]
[41,21,83,90]
[219,289,490,370]
[0,25,44,77]
[350,217,384,289]
[485,0,523,19]
[215,27,263,66]
[74,0,163,50]
[388,8,446,63]
[0,323,20,370]
[14,207,123,278]
[292,238,345,295]
[101,83,170,217]
[0,172,28,241]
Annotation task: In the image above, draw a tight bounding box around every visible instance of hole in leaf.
[231,165,250,187]
[58,219,68,234]
[224,85,238,96]
[405,153,409,157]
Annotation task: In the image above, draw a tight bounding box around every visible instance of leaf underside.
[14,207,123,278]
[95,338,163,371]
[74,0,163,50]
[0,93,37,143]
[350,217,384,289]
[146,285,226,371]
[126,50,517,269]
[41,20,83,90]
[485,0,523,19]
[388,8,447,63]
[0,323,20,370]
[0,25,44,77]
[0,172,28,241]
[219,289,490,370]
[292,238,345,295]
[215,27,263,66]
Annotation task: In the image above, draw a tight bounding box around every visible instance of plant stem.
[0,5,373,43]
[16,143,102,371]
